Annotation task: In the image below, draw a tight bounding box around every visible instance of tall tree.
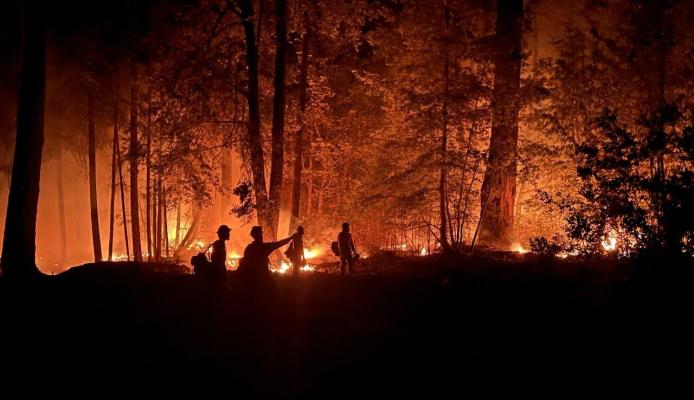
[129,70,143,262]
[288,13,311,235]
[87,88,103,262]
[237,0,272,232]
[146,122,152,260]
[269,0,288,239]
[155,170,162,261]
[108,104,118,261]
[0,4,46,278]
[162,186,169,258]
[116,127,130,260]
[438,1,451,253]
[634,0,676,231]
[479,0,523,247]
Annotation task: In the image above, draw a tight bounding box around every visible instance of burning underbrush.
[80,227,693,281]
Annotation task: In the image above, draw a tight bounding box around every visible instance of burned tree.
[438,1,452,253]
[1,4,46,278]
[129,70,143,263]
[236,0,272,234]
[479,0,523,247]
[87,87,102,262]
[269,0,288,239]
[289,12,311,235]
[229,0,290,239]
[108,104,117,261]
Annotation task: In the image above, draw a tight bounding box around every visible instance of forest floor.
[2,252,693,397]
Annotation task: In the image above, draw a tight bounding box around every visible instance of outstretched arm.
[268,235,294,252]
[350,236,357,253]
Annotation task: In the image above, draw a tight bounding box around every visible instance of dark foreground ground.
[2,252,694,397]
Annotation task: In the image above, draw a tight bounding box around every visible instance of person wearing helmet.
[337,222,357,275]
[210,224,231,284]
[240,226,297,276]
[286,226,305,279]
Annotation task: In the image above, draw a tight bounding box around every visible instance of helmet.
[250,226,263,239]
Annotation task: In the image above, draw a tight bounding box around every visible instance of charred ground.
[2,254,692,397]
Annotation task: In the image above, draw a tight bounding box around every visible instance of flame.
[303,248,320,259]
[555,250,579,259]
[112,253,130,261]
[224,251,242,270]
[420,247,428,256]
[267,247,320,273]
[601,230,618,252]
[269,260,292,274]
[270,259,317,274]
[511,243,529,254]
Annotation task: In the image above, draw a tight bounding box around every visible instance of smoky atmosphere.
[1,0,693,397]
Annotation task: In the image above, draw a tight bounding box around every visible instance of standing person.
[210,224,231,289]
[240,226,297,277]
[337,222,357,276]
[286,226,305,279]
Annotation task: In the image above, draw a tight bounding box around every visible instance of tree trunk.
[163,187,169,258]
[88,89,103,262]
[471,171,496,254]
[57,138,68,265]
[479,0,523,247]
[108,105,118,261]
[176,209,201,254]
[146,124,152,260]
[268,0,288,240]
[438,3,451,253]
[129,71,143,262]
[459,157,480,245]
[454,89,483,247]
[1,5,46,278]
[239,0,271,232]
[289,15,310,235]
[174,202,181,248]
[221,148,232,225]
[116,125,130,260]
[316,180,324,224]
[155,175,162,261]
[153,179,158,261]
[305,130,313,224]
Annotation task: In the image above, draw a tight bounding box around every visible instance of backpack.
[331,241,340,256]
[190,252,210,275]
